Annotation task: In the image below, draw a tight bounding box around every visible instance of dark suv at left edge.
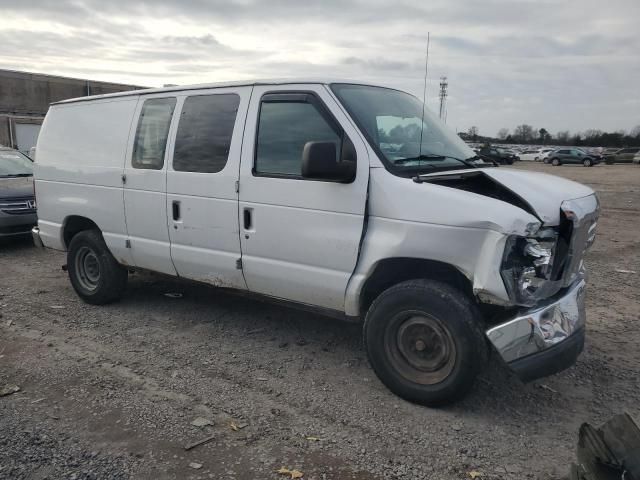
[0,147,37,238]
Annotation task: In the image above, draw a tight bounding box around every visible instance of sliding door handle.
[243,208,252,230]
[172,200,181,221]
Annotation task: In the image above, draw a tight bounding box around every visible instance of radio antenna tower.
[438,76,448,122]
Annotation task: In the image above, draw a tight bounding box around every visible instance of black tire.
[67,229,127,305]
[583,158,592,167]
[551,158,561,166]
[363,279,487,406]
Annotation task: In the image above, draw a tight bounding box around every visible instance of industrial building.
[0,69,143,154]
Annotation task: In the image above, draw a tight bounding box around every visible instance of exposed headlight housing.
[501,228,564,306]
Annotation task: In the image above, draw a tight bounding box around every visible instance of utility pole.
[438,76,448,122]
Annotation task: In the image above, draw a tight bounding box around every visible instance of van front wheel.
[67,229,127,305]
[363,280,487,406]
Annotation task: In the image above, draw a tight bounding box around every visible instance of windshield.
[331,84,477,174]
[0,150,34,177]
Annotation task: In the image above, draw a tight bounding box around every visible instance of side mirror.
[301,141,356,182]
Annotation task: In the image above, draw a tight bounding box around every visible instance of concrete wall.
[0,69,145,150]
[0,69,144,116]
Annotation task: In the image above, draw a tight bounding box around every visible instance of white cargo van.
[32,80,599,405]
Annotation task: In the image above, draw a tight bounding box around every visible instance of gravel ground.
[1,162,639,480]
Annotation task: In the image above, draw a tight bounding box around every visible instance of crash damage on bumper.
[486,278,586,381]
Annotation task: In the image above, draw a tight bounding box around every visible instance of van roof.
[51,78,392,106]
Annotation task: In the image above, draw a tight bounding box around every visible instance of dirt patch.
[1,162,639,479]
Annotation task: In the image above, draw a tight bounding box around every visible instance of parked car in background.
[0,146,37,238]
[519,149,538,161]
[633,151,640,164]
[547,148,601,167]
[520,149,551,161]
[32,79,599,406]
[478,145,517,164]
[604,147,640,164]
[537,149,553,161]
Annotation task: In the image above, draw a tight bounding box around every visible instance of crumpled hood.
[0,176,34,199]
[420,167,595,225]
[481,168,593,224]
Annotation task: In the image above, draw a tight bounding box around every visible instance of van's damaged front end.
[355,166,599,383]
[486,193,599,381]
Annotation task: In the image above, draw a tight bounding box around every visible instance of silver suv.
[0,147,37,238]
[546,148,601,167]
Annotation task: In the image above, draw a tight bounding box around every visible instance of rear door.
[237,84,369,310]
[557,149,571,162]
[123,94,178,274]
[165,87,250,289]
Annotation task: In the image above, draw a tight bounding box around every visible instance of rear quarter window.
[132,97,176,170]
[173,93,240,173]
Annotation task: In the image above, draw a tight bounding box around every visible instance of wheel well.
[359,258,474,315]
[63,216,99,249]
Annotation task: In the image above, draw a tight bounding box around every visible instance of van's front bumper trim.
[486,278,586,381]
[31,226,44,248]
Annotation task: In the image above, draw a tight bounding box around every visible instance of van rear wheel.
[67,229,127,304]
[363,280,487,406]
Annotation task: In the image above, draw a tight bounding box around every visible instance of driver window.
[255,100,341,176]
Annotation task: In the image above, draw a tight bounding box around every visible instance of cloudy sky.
[1,0,638,137]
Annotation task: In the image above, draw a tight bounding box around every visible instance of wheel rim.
[384,311,457,385]
[74,246,101,291]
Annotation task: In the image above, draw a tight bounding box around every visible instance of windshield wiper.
[393,154,448,164]
[1,173,33,177]
[395,154,479,169]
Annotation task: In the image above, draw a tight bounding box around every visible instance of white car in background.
[538,149,554,162]
[519,149,542,161]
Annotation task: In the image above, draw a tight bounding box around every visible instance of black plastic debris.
[571,413,640,480]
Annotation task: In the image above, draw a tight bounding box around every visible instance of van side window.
[132,97,176,170]
[255,99,341,176]
[173,94,240,173]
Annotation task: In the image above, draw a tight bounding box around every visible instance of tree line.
[460,124,640,147]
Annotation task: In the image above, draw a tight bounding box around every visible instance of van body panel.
[343,215,510,316]
[165,86,252,290]
[34,97,139,263]
[237,84,370,310]
[122,93,177,275]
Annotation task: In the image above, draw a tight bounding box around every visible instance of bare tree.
[514,124,535,143]
[556,130,571,144]
[584,129,603,141]
[497,128,509,140]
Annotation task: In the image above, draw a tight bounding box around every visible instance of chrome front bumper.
[31,226,44,248]
[486,278,586,381]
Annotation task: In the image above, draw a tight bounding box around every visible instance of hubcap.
[74,246,100,291]
[385,312,457,385]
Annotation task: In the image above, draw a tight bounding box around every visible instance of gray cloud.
[0,0,638,134]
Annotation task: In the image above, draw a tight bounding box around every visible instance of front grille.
[559,195,600,287]
[0,197,37,215]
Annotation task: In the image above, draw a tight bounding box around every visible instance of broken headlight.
[501,228,563,306]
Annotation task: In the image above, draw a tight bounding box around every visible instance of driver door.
[237,84,369,311]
